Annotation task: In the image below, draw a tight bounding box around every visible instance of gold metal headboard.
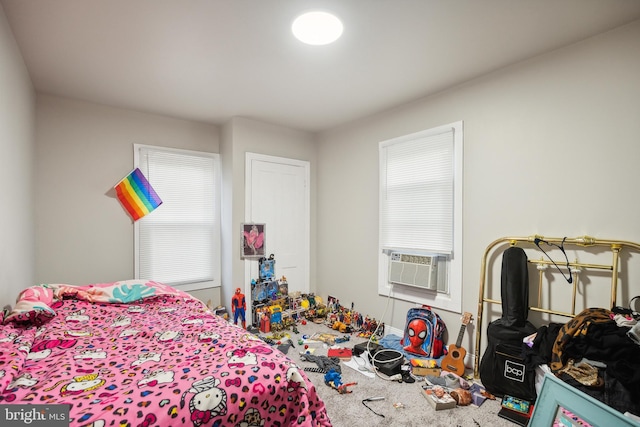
[473,235,640,378]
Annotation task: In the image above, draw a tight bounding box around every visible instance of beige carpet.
[263,321,518,427]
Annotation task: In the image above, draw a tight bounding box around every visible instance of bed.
[474,235,640,417]
[0,280,332,427]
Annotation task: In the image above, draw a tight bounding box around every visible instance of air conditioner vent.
[388,252,439,290]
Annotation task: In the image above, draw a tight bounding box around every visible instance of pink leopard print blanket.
[0,281,331,427]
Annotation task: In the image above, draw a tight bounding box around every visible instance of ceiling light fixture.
[292,11,343,45]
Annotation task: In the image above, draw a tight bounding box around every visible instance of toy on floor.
[232,287,246,328]
[260,311,270,333]
[324,369,356,394]
[335,335,350,343]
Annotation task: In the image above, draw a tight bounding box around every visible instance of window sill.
[172,280,219,292]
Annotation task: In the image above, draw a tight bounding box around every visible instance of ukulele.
[441,312,472,376]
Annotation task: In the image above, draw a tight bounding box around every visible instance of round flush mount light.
[292,11,343,45]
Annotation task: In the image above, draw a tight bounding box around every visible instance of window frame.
[377,121,463,313]
[133,144,221,291]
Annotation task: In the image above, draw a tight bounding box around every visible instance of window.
[378,121,463,313]
[134,145,221,291]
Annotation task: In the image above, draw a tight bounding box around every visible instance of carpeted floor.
[260,321,518,427]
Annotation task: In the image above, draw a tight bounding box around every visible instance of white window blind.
[135,145,220,290]
[380,128,454,254]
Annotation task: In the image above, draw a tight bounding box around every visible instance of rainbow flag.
[114,168,162,221]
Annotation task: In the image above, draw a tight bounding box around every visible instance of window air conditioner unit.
[388,252,439,290]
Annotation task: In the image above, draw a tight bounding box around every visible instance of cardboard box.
[421,389,457,410]
[413,366,441,377]
[410,359,441,376]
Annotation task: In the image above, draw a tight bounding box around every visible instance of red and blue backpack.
[400,306,447,358]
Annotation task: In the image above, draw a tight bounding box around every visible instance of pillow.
[3,285,58,325]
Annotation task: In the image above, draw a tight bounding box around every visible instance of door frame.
[244,152,310,323]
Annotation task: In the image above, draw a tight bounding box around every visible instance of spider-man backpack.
[400,306,447,358]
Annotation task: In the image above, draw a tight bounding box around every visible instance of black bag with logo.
[479,246,537,401]
[479,319,537,401]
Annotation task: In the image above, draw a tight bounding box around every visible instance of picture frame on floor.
[529,373,639,427]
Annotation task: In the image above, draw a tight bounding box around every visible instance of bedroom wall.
[315,20,640,357]
[0,4,35,309]
[34,95,220,304]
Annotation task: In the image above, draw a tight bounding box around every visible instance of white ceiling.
[3,0,640,133]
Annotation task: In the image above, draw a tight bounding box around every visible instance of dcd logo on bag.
[504,360,525,382]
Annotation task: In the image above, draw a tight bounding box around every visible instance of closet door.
[245,153,310,295]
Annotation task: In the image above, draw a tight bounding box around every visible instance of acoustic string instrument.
[441,312,473,375]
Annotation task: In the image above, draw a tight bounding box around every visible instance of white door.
[245,153,310,297]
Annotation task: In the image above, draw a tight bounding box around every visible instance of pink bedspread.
[0,281,332,427]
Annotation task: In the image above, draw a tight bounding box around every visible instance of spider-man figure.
[231,288,246,329]
[403,318,429,355]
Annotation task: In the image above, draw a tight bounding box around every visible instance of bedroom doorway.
[244,153,310,299]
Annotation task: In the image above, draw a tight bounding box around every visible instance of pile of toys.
[255,291,327,332]
[243,254,383,340]
[323,297,384,338]
[248,254,328,333]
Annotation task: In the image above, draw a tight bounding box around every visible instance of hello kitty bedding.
[0,280,331,427]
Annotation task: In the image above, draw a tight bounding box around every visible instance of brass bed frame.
[473,234,640,378]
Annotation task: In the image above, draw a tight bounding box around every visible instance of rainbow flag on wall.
[114,168,162,221]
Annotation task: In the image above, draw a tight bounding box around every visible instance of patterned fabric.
[0,281,331,427]
[3,281,193,325]
[549,307,613,372]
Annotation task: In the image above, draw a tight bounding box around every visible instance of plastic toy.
[231,287,246,328]
[332,321,350,333]
[324,369,356,394]
[259,254,275,281]
[260,311,271,333]
[270,305,282,324]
